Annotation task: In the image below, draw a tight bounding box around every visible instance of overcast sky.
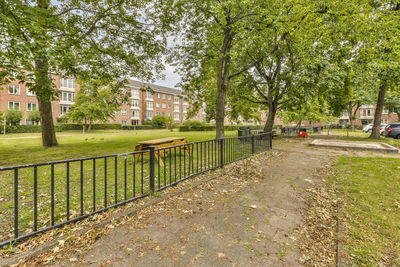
[154,64,181,89]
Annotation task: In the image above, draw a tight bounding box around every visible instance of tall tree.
[0,0,167,146]
[170,0,264,139]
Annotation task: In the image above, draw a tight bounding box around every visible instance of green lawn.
[0,129,237,167]
[330,157,400,266]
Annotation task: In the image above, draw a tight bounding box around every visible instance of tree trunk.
[38,98,58,147]
[215,29,233,140]
[263,107,277,132]
[370,81,387,139]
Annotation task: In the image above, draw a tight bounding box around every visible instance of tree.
[28,109,41,125]
[66,78,124,131]
[151,115,173,128]
[0,0,168,146]
[171,0,265,139]
[385,90,400,123]
[5,110,23,126]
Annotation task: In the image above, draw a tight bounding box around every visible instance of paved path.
[35,140,333,266]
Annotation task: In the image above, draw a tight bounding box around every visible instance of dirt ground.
[3,139,390,267]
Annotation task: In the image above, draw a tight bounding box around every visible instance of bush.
[0,125,46,134]
[122,125,155,130]
[56,123,122,131]
[6,110,24,126]
[151,115,173,129]
[56,116,69,123]
[28,110,41,124]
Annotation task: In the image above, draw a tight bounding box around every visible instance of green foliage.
[121,125,155,130]
[56,116,69,123]
[150,115,173,129]
[27,110,41,125]
[66,78,123,130]
[5,110,23,126]
[0,0,169,145]
[0,111,4,125]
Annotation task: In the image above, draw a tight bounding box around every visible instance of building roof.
[126,79,182,96]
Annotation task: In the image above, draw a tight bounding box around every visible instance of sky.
[154,64,181,89]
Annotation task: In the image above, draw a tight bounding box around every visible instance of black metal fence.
[0,132,272,247]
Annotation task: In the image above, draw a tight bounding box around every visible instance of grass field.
[0,129,237,167]
[330,157,400,266]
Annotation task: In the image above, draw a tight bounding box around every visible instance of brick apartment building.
[0,75,206,126]
[338,105,399,127]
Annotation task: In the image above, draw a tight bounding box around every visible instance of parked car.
[363,123,387,135]
[384,123,400,139]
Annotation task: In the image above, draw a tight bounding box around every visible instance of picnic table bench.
[134,137,191,166]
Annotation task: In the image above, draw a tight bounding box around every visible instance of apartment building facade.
[338,105,399,126]
[0,74,78,124]
[0,76,197,126]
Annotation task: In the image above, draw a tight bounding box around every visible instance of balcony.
[59,86,75,92]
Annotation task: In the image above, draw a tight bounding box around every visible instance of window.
[157,93,160,98]
[168,112,171,117]
[61,78,75,89]
[361,108,373,117]
[174,112,180,120]
[168,104,171,109]
[382,108,388,115]
[122,100,127,105]
[8,102,20,110]
[168,95,171,100]
[162,94,166,99]
[27,88,36,96]
[174,96,180,102]
[147,111,153,119]
[156,111,160,115]
[27,103,37,111]
[8,85,20,95]
[162,103,166,108]
[131,89,140,99]
[183,105,188,113]
[162,112,165,115]
[122,120,127,126]
[61,92,74,102]
[131,99,139,107]
[156,102,160,108]
[60,105,70,115]
[174,104,179,112]
[146,91,153,99]
[132,110,139,118]
[122,109,126,116]
[146,101,153,109]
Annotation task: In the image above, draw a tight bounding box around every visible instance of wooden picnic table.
[134,137,191,166]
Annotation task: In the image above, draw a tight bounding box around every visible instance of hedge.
[121,125,158,130]
[178,124,264,132]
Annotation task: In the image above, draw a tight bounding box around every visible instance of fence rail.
[0,132,272,247]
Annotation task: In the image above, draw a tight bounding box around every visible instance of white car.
[363,123,387,135]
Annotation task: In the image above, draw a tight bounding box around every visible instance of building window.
[27,88,36,96]
[162,112,165,115]
[122,109,126,116]
[131,89,139,99]
[162,94,166,99]
[146,101,153,109]
[156,111,160,115]
[60,105,70,115]
[61,78,75,89]
[156,102,160,108]
[174,112,180,120]
[168,95,171,100]
[162,103,166,108]
[157,93,160,99]
[382,108,388,115]
[183,105,188,113]
[8,85,20,95]
[61,92,74,101]
[8,101,20,110]
[147,111,153,119]
[168,112,171,117]
[360,108,373,117]
[174,96,180,103]
[27,103,37,111]
[131,110,139,118]
[122,120,127,126]
[131,99,139,107]
[146,91,153,99]
[174,104,179,112]
[168,104,171,109]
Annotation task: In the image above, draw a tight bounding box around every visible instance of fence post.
[251,135,255,154]
[219,139,224,168]
[149,146,155,193]
[269,132,273,149]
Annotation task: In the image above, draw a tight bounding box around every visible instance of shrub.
[56,116,69,123]
[150,115,173,128]
[121,125,154,130]
[27,110,41,124]
[6,110,24,126]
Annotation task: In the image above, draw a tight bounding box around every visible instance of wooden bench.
[134,137,191,166]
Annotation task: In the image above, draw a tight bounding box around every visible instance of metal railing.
[0,132,272,247]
